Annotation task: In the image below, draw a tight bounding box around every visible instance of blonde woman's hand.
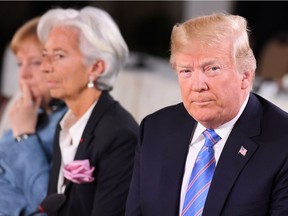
[9,80,41,137]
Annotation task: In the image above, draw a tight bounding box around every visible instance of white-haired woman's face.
[41,26,90,101]
[16,36,50,102]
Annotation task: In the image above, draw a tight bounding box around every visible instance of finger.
[19,79,32,102]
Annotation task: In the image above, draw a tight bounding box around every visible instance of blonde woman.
[0,17,66,215]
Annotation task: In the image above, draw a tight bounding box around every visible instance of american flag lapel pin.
[238,146,247,156]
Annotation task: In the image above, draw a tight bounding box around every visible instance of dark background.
[0,1,183,69]
[0,1,287,88]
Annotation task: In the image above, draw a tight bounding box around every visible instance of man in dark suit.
[126,13,288,216]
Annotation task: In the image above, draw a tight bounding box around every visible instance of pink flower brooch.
[63,159,95,184]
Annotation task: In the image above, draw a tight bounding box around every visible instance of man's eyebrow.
[53,48,66,52]
[200,60,216,68]
[175,58,220,68]
[176,64,193,68]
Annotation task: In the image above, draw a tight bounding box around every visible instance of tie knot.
[202,129,221,147]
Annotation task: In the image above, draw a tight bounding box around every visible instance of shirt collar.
[60,101,97,146]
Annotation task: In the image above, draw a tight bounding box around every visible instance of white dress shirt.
[179,95,249,215]
[57,101,97,193]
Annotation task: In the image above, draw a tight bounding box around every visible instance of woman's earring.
[87,77,95,88]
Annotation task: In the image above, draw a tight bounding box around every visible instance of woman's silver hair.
[37,6,129,91]
[170,13,256,81]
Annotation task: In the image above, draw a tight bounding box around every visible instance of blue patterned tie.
[182,129,221,216]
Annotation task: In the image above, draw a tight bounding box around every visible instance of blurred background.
[1,1,288,122]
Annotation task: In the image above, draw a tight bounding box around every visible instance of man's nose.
[191,71,208,92]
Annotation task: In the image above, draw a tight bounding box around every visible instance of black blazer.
[48,91,139,216]
[126,93,288,216]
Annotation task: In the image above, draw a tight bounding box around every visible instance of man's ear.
[241,70,252,89]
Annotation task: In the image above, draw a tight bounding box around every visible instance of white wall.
[1,46,19,97]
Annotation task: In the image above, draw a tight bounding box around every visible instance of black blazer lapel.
[48,123,63,194]
[64,91,115,191]
[73,91,114,158]
[203,94,262,215]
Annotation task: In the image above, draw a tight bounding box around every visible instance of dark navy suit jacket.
[126,93,288,216]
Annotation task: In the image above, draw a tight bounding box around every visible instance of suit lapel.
[74,91,114,160]
[159,105,196,216]
[203,94,262,215]
[48,123,63,194]
[63,91,115,191]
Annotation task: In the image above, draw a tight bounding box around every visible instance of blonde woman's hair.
[11,17,40,54]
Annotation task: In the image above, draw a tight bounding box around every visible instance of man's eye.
[178,69,192,79]
[205,66,220,75]
[180,69,191,73]
[211,66,220,71]
[55,54,64,59]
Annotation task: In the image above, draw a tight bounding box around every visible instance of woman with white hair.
[38,6,138,215]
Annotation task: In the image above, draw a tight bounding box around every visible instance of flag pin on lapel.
[238,146,247,156]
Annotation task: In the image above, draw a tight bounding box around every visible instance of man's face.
[174,42,251,128]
